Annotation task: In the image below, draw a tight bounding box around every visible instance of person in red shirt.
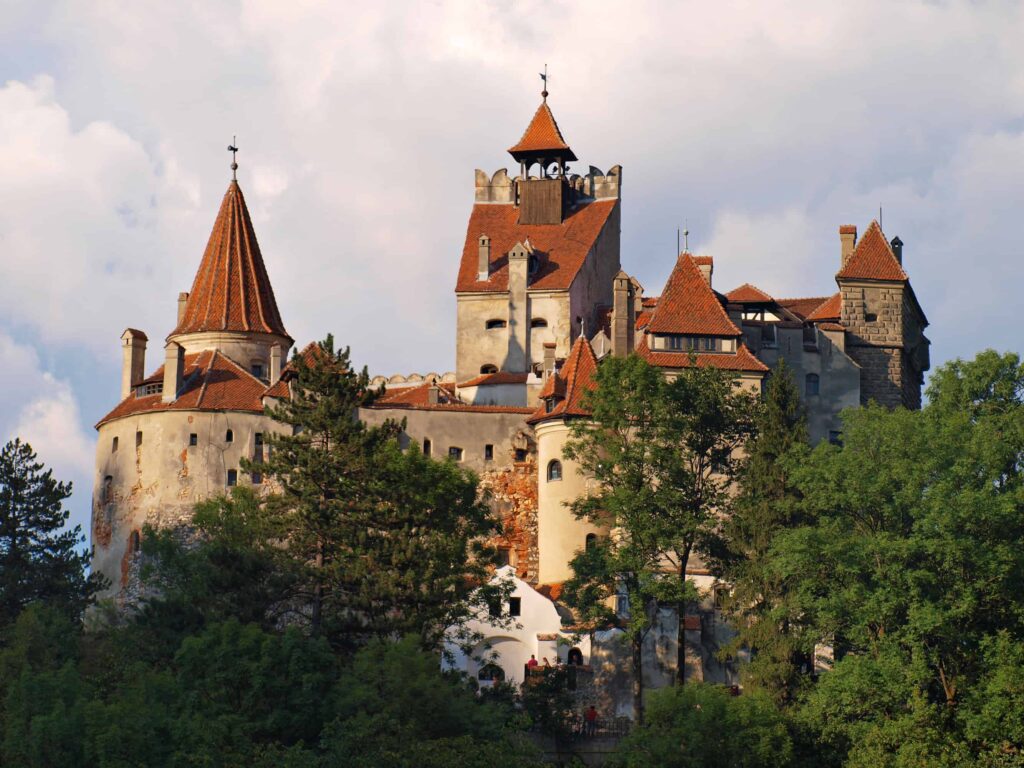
[584,705,598,736]
[526,655,538,676]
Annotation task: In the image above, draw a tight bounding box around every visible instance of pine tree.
[714,359,811,703]
[0,439,101,633]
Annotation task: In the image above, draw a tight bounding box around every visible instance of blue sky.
[1,0,1022,537]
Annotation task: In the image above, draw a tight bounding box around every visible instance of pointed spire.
[508,100,577,163]
[171,181,291,340]
[646,254,740,336]
[836,220,908,282]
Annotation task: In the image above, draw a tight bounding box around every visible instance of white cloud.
[0,332,93,534]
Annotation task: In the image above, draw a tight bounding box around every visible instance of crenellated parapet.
[475,165,622,205]
[370,371,456,389]
[474,169,515,203]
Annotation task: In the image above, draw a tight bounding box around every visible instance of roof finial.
[683,219,690,252]
[540,64,548,101]
[228,136,239,182]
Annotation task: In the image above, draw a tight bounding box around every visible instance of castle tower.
[455,84,622,401]
[834,222,930,409]
[91,167,292,601]
[528,334,603,584]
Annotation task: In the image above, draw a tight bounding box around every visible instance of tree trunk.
[311,536,324,636]
[632,633,645,725]
[676,547,692,685]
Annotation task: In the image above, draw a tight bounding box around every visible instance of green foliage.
[0,439,102,634]
[714,360,813,703]
[611,683,795,768]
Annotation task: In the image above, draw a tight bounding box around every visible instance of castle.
[91,85,930,696]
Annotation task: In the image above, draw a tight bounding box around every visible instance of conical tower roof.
[171,181,290,340]
[508,99,577,162]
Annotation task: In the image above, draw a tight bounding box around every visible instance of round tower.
[92,164,293,602]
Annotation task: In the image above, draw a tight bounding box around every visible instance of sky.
[1,0,1022,537]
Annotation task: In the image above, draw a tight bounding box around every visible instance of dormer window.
[485,319,507,330]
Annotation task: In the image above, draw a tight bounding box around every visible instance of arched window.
[111,436,118,453]
[567,648,584,666]
[585,533,597,550]
[531,318,548,328]
[805,373,820,396]
[478,664,505,682]
[479,364,498,375]
[547,460,563,482]
[485,319,507,330]
[129,530,141,555]
[225,429,234,443]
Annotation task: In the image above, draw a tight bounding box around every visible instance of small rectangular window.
[484,444,494,461]
[496,547,510,567]
[111,436,118,453]
[251,363,265,379]
[488,598,501,618]
[135,431,143,448]
[828,430,843,446]
[509,597,521,617]
[449,446,463,461]
[423,438,432,457]
[189,433,197,447]
[514,448,527,462]
[227,469,237,487]
[253,433,264,464]
[702,337,715,351]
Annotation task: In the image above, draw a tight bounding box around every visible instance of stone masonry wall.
[479,458,540,583]
[841,282,908,408]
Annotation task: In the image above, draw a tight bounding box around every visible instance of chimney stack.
[697,259,713,287]
[120,329,148,400]
[478,235,491,281]
[611,271,635,357]
[839,225,857,268]
[890,236,903,265]
[177,292,190,326]
[270,344,283,383]
[162,341,185,403]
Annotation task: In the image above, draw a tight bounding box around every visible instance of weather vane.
[228,136,239,181]
[540,64,548,100]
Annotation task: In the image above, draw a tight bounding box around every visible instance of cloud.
[0,332,93,534]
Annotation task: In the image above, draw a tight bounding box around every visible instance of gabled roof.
[171,181,291,341]
[836,220,908,282]
[726,283,774,303]
[806,292,841,322]
[646,254,740,337]
[508,100,577,161]
[636,336,768,373]
[455,200,617,293]
[775,296,833,320]
[96,349,268,427]
[528,335,599,424]
[376,381,459,407]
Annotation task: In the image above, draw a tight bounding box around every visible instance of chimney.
[120,329,148,400]
[697,259,713,287]
[177,292,190,326]
[839,225,857,268]
[611,271,635,357]
[270,344,283,383]
[542,342,556,379]
[162,341,185,403]
[478,235,491,281]
[890,236,903,265]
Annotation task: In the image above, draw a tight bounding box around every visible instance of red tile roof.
[171,182,291,340]
[96,350,268,427]
[528,335,599,424]
[692,256,714,267]
[818,322,845,332]
[806,292,841,322]
[637,336,768,373]
[776,296,832,320]
[646,254,740,337]
[371,381,533,414]
[836,220,908,282]
[456,200,617,293]
[507,100,576,161]
[726,283,774,303]
[457,371,531,388]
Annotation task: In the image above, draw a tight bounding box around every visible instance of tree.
[0,439,101,634]
[713,359,813,703]
[611,683,795,768]
[561,354,676,723]
[772,351,1024,765]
